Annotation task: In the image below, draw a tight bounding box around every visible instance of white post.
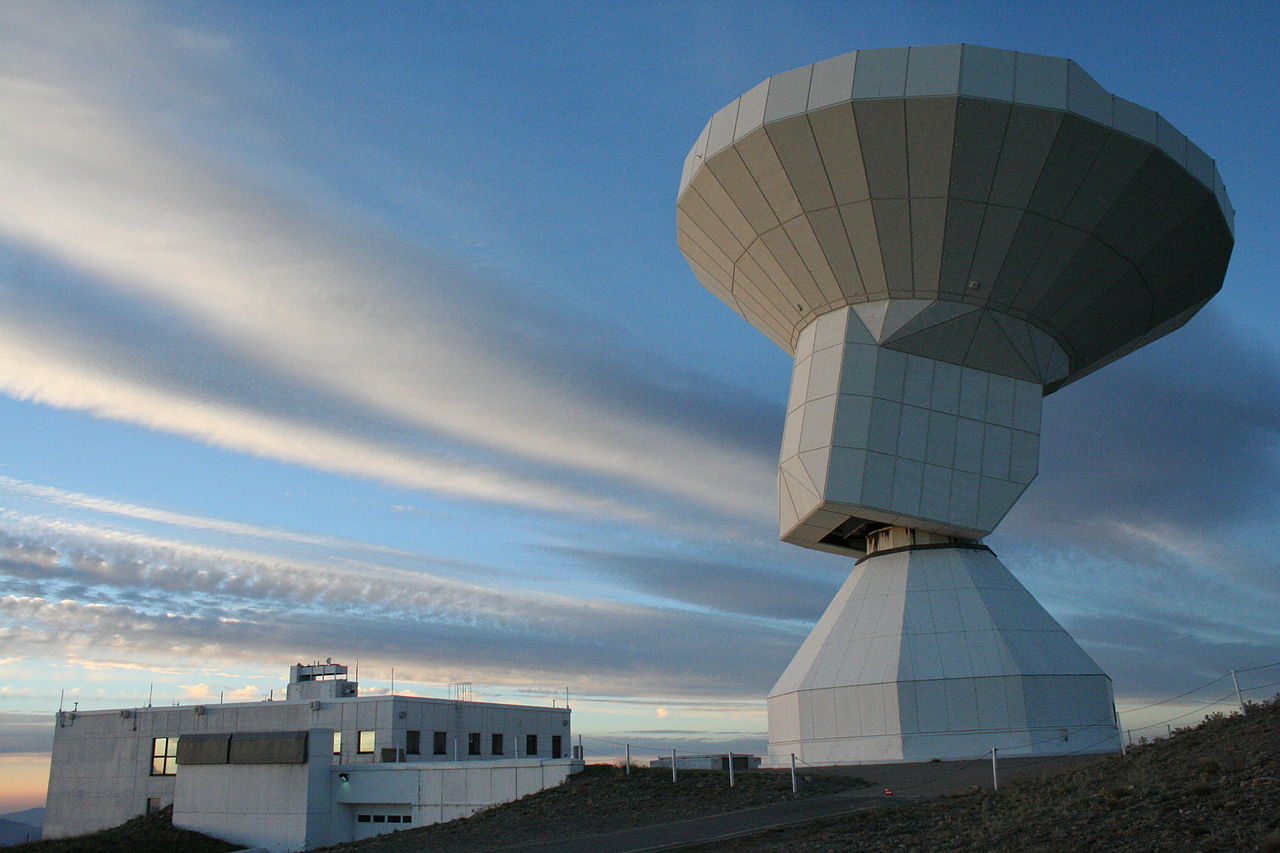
[991,747,998,791]
[453,738,458,762]
[625,743,631,775]
[728,752,735,788]
[789,753,797,794]
[1231,669,1246,714]
[671,748,677,783]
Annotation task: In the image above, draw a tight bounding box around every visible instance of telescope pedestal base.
[766,544,1122,765]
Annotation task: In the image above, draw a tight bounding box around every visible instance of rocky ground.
[685,696,1280,853]
[314,764,859,852]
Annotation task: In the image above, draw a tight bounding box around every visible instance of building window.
[551,735,562,759]
[357,730,375,754]
[151,737,179,776]
[468,732,481,755]
[401,815,412,823]
[406,730,420,755]
[526,734,538,756]
[332,731,342,755]
[373,815,386,823]
[433,731,447,755]
[491,733,504,755]
[145,797,161,815]
[357,814,371,823]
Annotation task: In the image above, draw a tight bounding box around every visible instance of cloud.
[0,511,806,700]
[0,714,52,756]
[0,9,778,533]
[543,543,837,621]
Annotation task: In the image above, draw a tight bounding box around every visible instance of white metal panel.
[806,345,844,401]
[925,411,958,467]
[1184,139,1215,189]
[706,98,741,159]
[1156,114,1187,166]
[807,51,857,110]
[734,78,770,141]
[1066,62,1112,126]
[905,44,962,96]
[929,361,962,414]
[872,347,908,399]
[799,394,838,452]
[1111,97,1159,144]
[831,393,873,448]
[852,47,910,99]
[787,356,811,413]
[1013,52,1068,110]
[981,424,1012,479]
[902,354,935,406]
[779,406,803,460]
[958,368,988,419]
[1008,429,1038,483]
[898,405,931,461]
[953,417,984,473]
[839,343,878,396]
[958,44,1015,101]
[920,462,952,519]
[985,374,1016,423]
[813,307,850,350]
[764,64,814,122]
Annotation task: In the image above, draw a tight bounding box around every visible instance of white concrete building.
[44,663,579,850]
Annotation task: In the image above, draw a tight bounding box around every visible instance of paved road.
[489,789,897,853]
[490,753,1106,853]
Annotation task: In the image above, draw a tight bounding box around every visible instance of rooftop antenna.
[677,44,1233,765]
[147,683,153,708]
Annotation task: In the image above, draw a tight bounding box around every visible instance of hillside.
[687,696,1280,853]
[6,807,235,853]
[315,764,858,852]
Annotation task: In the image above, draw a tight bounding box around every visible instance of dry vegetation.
[7,806,236,853]
[315,764,858,852]
[687,695,1280,853]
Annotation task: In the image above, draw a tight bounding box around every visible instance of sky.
[1,0,1278,812]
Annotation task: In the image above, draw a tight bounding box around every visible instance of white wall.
[173,729,333,853]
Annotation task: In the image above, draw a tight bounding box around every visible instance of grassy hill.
[6,807,235,853]
[687,695,1280,853]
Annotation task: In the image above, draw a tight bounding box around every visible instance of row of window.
[151,729,566,776]
[334,731,562,758]
[356,814,412,824]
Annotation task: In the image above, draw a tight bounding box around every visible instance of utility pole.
[1231,669,1246,714]
[991,747,999,791]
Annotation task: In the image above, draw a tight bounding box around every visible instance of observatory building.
[677,45,1232,764]
[44,662,578,851]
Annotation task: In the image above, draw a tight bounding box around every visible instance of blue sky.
[1,0,1278,811]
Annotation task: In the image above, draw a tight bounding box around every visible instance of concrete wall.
[332,759,582,845]
[172,755,580,851]
[173,729,333,853]
[44,695,570,840]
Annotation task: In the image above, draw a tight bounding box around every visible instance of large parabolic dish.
[677,45,1233,763]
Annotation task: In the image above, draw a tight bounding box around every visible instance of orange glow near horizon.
[0,754,49,813]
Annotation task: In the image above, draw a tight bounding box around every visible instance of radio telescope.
[677,45,1233,764]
